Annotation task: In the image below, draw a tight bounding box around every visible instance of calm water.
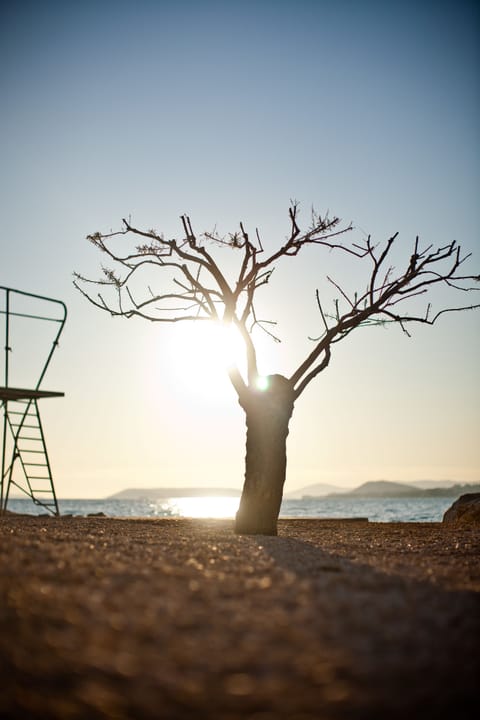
[6,495,455,523]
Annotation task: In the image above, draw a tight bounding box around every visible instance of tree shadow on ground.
[257,533,480,720]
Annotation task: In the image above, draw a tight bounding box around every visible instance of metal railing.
[0,286,67,514]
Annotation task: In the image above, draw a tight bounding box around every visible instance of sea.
[5,495,457,523]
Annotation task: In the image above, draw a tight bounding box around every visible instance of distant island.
[108,487,241,500]
[290,480,480,500]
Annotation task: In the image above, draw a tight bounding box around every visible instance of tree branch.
[76,207,479,404]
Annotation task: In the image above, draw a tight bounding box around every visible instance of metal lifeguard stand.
[0,286,67,515]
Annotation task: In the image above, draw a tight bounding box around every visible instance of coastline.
[1,516,479,719]
[5,494,460,523]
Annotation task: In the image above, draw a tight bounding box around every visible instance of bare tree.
[74,204,479,534]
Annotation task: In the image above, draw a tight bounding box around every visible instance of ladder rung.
[11,423,39,429]
[31,489,52,494]
[18,449,44,454]
[23,462,48,467]
[9,411,36,417]
[16,436,41,442]
[29,476,51,479]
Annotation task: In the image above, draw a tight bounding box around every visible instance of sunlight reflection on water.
[152,495,240,519]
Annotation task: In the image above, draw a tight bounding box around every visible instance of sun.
[166,321,247,403]
[164,320,281,405]
[177,320,246,370]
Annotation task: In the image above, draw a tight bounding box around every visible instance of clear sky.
[1,0,479,498]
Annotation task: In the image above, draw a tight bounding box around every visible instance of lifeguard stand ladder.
[0,287,67,515]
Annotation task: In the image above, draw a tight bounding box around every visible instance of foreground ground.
[0,516,479,719]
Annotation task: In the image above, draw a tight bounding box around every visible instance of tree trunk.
[235,375,295,535]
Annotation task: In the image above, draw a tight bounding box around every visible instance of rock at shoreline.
[442,493,480,525]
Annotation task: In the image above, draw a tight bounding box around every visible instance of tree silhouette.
[75,204,479,534]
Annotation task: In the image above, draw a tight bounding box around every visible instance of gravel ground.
[0,516,479,720]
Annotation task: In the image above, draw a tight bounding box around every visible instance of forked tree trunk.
[235,375,295,535]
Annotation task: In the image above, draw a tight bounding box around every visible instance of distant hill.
[108,487,241,500]
[406,480,462,490]
[347,480,424,497]
[285,483,349,499]
[327,480,480,498]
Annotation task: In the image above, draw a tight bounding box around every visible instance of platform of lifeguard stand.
[0,286,67,516]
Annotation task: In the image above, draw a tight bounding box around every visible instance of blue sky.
[1,0,479,497]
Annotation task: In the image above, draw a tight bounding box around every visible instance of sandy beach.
[1,515,479,719]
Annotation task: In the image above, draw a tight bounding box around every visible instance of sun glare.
[176,321,245,367]
[167,321,246,403]
[256,375,269,391]
[165,320,282,405]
